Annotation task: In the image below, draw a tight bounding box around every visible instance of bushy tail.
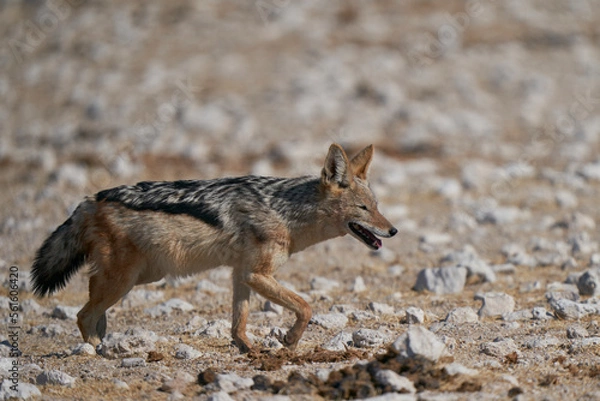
[31,204,88,297]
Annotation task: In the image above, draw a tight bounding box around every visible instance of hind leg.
[77,255,141,345]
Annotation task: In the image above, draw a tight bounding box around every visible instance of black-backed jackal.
[31,144,397,352]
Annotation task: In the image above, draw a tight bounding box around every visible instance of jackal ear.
[322,144,351,187]
[350,144,374,180]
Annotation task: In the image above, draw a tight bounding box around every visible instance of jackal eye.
[358,205,368,211]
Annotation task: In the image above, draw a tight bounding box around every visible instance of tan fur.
[32,144,397,352]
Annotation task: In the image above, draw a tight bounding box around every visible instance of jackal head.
[321,144,398,250]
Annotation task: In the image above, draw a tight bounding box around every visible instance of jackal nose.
[389,227,398,237]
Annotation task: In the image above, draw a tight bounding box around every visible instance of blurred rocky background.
[2,1,600,399]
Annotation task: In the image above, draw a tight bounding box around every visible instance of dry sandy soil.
[2,1,600,400]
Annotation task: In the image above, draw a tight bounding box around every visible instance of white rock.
[194,320,232,339]
[207,391,236,401]
[51,305,79,320]
[567,325,590,339]
[196,279,228,294]
[480,338,518,357]
[387,265,405,277]
[71,343,96,356]
[352,329,391,348]
[570,232,599,256]
[532,307,553,320]
[99,328,158,359]
[436,179,462,200]
[112,379,129,390]
[351,276,367,293]
[36,370,76,387]
[121,357,146,368]
[414,266,467,295]
[322,331,353,351]
[444,363,478,377]
[310,313,348,330]
[502,310,533,322]
[374,369,416,393]
[556,190,578,208]
[390,326,449,362]
[54,163,88,187]
[263,301,284,314]
[174,344,202,360]
[367,302,395,315]
[20,299,44,315]
[310,277,340,292]
[419,232,452,246]
[216,373,254,393]
[121,289,164,308]
[0,379,41,400]
[405,307,425,324]
[578,162,600,180]
[441,246,496,283]
[145,298,194,317]
[549,298,597,319]
[28,324,64,338]
[476,292,516,317]
[358,394,416,401]
[502,243,537,267]
[445,307,479,324]
[160,371,195,393]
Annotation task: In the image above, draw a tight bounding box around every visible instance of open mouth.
[348,222,382,250]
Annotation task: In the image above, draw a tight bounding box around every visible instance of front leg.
[232,268,253,353]
[244,273,312,351]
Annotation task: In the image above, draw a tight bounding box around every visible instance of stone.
[502,310,533,322]
[390,326,449,362]
[36,370,77,387]
[71,343,96,356]
[98,328,158,359]
[374,369,416,393]
[549,299,597,319]
[556,190,578,208]
[414,266,467,295]
[51,305,79,320]
[570,232,598,256]
[121,289,164,308]
[160,371,195,393]
[194,320,231,339]
[502,244,537,267]
[367,302,395,315]
[405,307,425,324]
[352,329,391,348]
[0,379,41,400]
[112,379,129,390]
[445,307,479,324]
[567,325,590,339]
[310,313,348,330]
[419,232,452,246]
[263,301,284,314]
[207,392,235,401]
[216,373,254,393]
[491,264,516,275]
[480,338,518,358]
[28,324,64,338]
[310,277,340,292]
[145,298,194,317]
[578,267,600,296]
[387,265,405,277]
[121,357,146,368]
[441,246,496,283]
[532,307,553,320]
[351,276,367,293]
[196,279,228,294]
[322,331,353,351]
[476,292,515,317]
[444,363,478,377]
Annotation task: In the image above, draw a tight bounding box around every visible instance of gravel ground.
[2,1,600,400]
